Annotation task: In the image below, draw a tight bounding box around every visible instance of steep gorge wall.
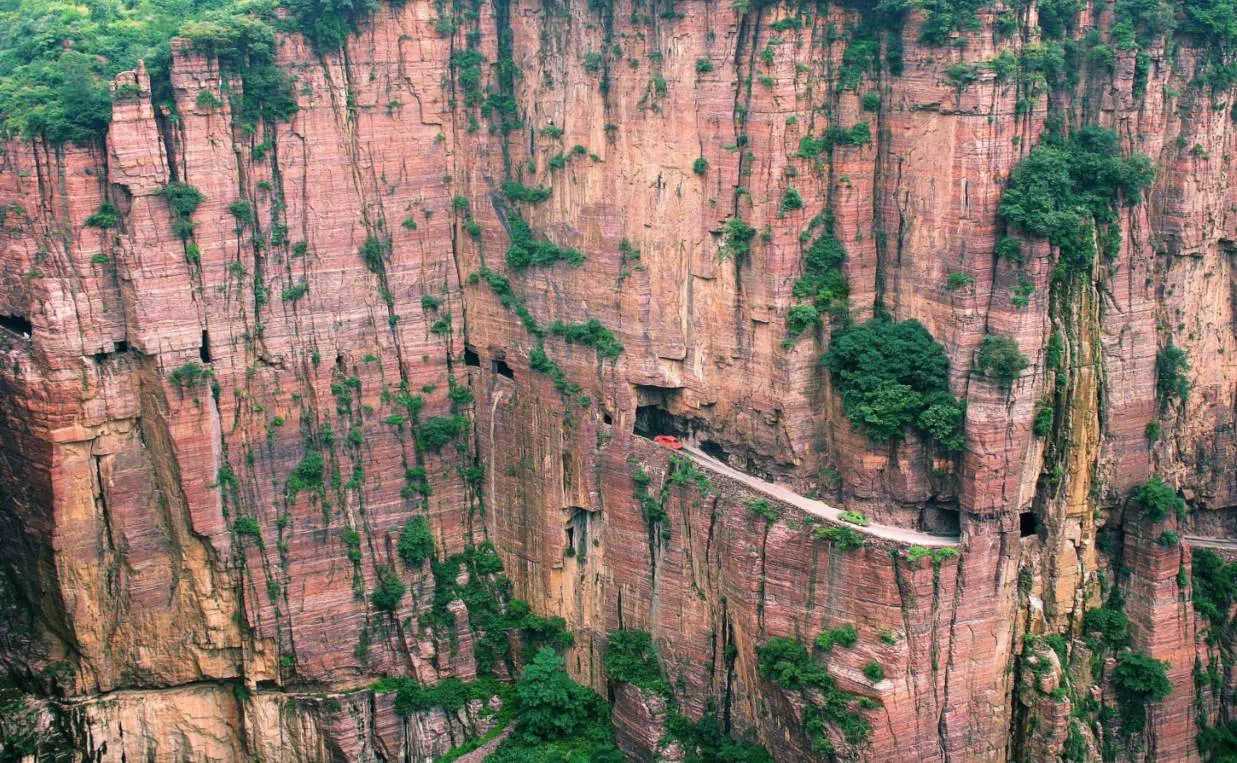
[0,0,1232,759]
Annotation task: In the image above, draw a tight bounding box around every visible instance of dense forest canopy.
[1,0,1236,144]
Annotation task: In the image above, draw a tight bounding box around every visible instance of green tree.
[975,334,1028,390]
[823,317,965,449]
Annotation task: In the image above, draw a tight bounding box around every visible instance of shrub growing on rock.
[823,317,965,449]
[975,334,1028,390]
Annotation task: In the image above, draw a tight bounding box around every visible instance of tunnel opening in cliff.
[492,356,514,379]
[464,345,481,367]
[700,439,730,463]
[633,385,693,440]
[0,314,31,336]
[1020,511,1041,538]
[923,505,961,536]
[635,404,686,439]
[199,330,212,363]
[565,507,593,562]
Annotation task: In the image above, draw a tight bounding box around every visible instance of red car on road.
[653,435,684,450]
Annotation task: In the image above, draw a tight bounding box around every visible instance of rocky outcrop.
[0,0,1232,759]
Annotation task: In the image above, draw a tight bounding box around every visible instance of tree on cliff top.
[0,0,298,144]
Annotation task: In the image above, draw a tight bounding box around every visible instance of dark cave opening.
[492,357,514,379]
[1019,511,1040,538]
[923,505,962,535]
[463,345,481,367]
[199,330,212,363]
[634,404,686,439]
[0,314,32,336]
[700,440,729,462]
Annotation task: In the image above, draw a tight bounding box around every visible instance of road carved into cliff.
[1184,535,1237,552]
[679,445,960,547]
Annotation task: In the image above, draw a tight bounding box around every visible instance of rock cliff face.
[0,0,1233,760]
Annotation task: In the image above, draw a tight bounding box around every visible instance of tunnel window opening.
[602,410,613,426]
[0,314,32,336]
[700,440,729,462]
[634,405,684,438]
[1019,511,1040,538]
[335,353,345,369]
[922,506,961,535]
[566,507,591,562]
[93,340,132,363]
[464,345,481,367]
[199,330,213,363]
[492,357,514,379]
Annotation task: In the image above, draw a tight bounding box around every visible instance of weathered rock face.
[0,0,1232,760]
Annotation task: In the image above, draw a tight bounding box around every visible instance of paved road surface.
[1184,535,1237,552]
[679,445,959,548]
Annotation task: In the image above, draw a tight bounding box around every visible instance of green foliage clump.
[85,202,120,229]
[945,271,974,290]
[781,187,804,213]
[823,317,965,449]
[1112,651,1172,733]
[631,464,670,543]
[373,675,504,718]
[1131,476,1186,522]
[1156,530,1180,547]
[999,126,1154,274]
[1155,344,1190,408]
[1082,604,1130,651]
[169,361,210,389]
[906,545,960,565]
[416,414,469,452]
[813,524,866,551]
[604,630,668,694]
[1197,720,1237,762]
[787,215,848,336]
[0,0,298,144]
[861,661,885,683]
[665,710,773,763]
[489,648,621,762]
[281,281,308,302]
[1033,402,1054,437]
[861,91,881,111]
[370,565,406,613]
[227,197,253,225]
[160,182,205,240]
[286,451,324,498]
[232,516,262,539]
[692,156,709,175]
[505,213,584,270]
[916,0,987,45]
[502,181,552,204]
[1192,548,1236,640]
[695,57,714,74]
[720,216,757,261]
[756,637,874,754]
[398,517,435,567]
[797,123,872,158]
[975,334,1028,390]
[359,235,387,274]
[814,624,858,652]
[282,0,377,52]
[427,543,571,677]
[549,319,622,360]
[747,499,779,523]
